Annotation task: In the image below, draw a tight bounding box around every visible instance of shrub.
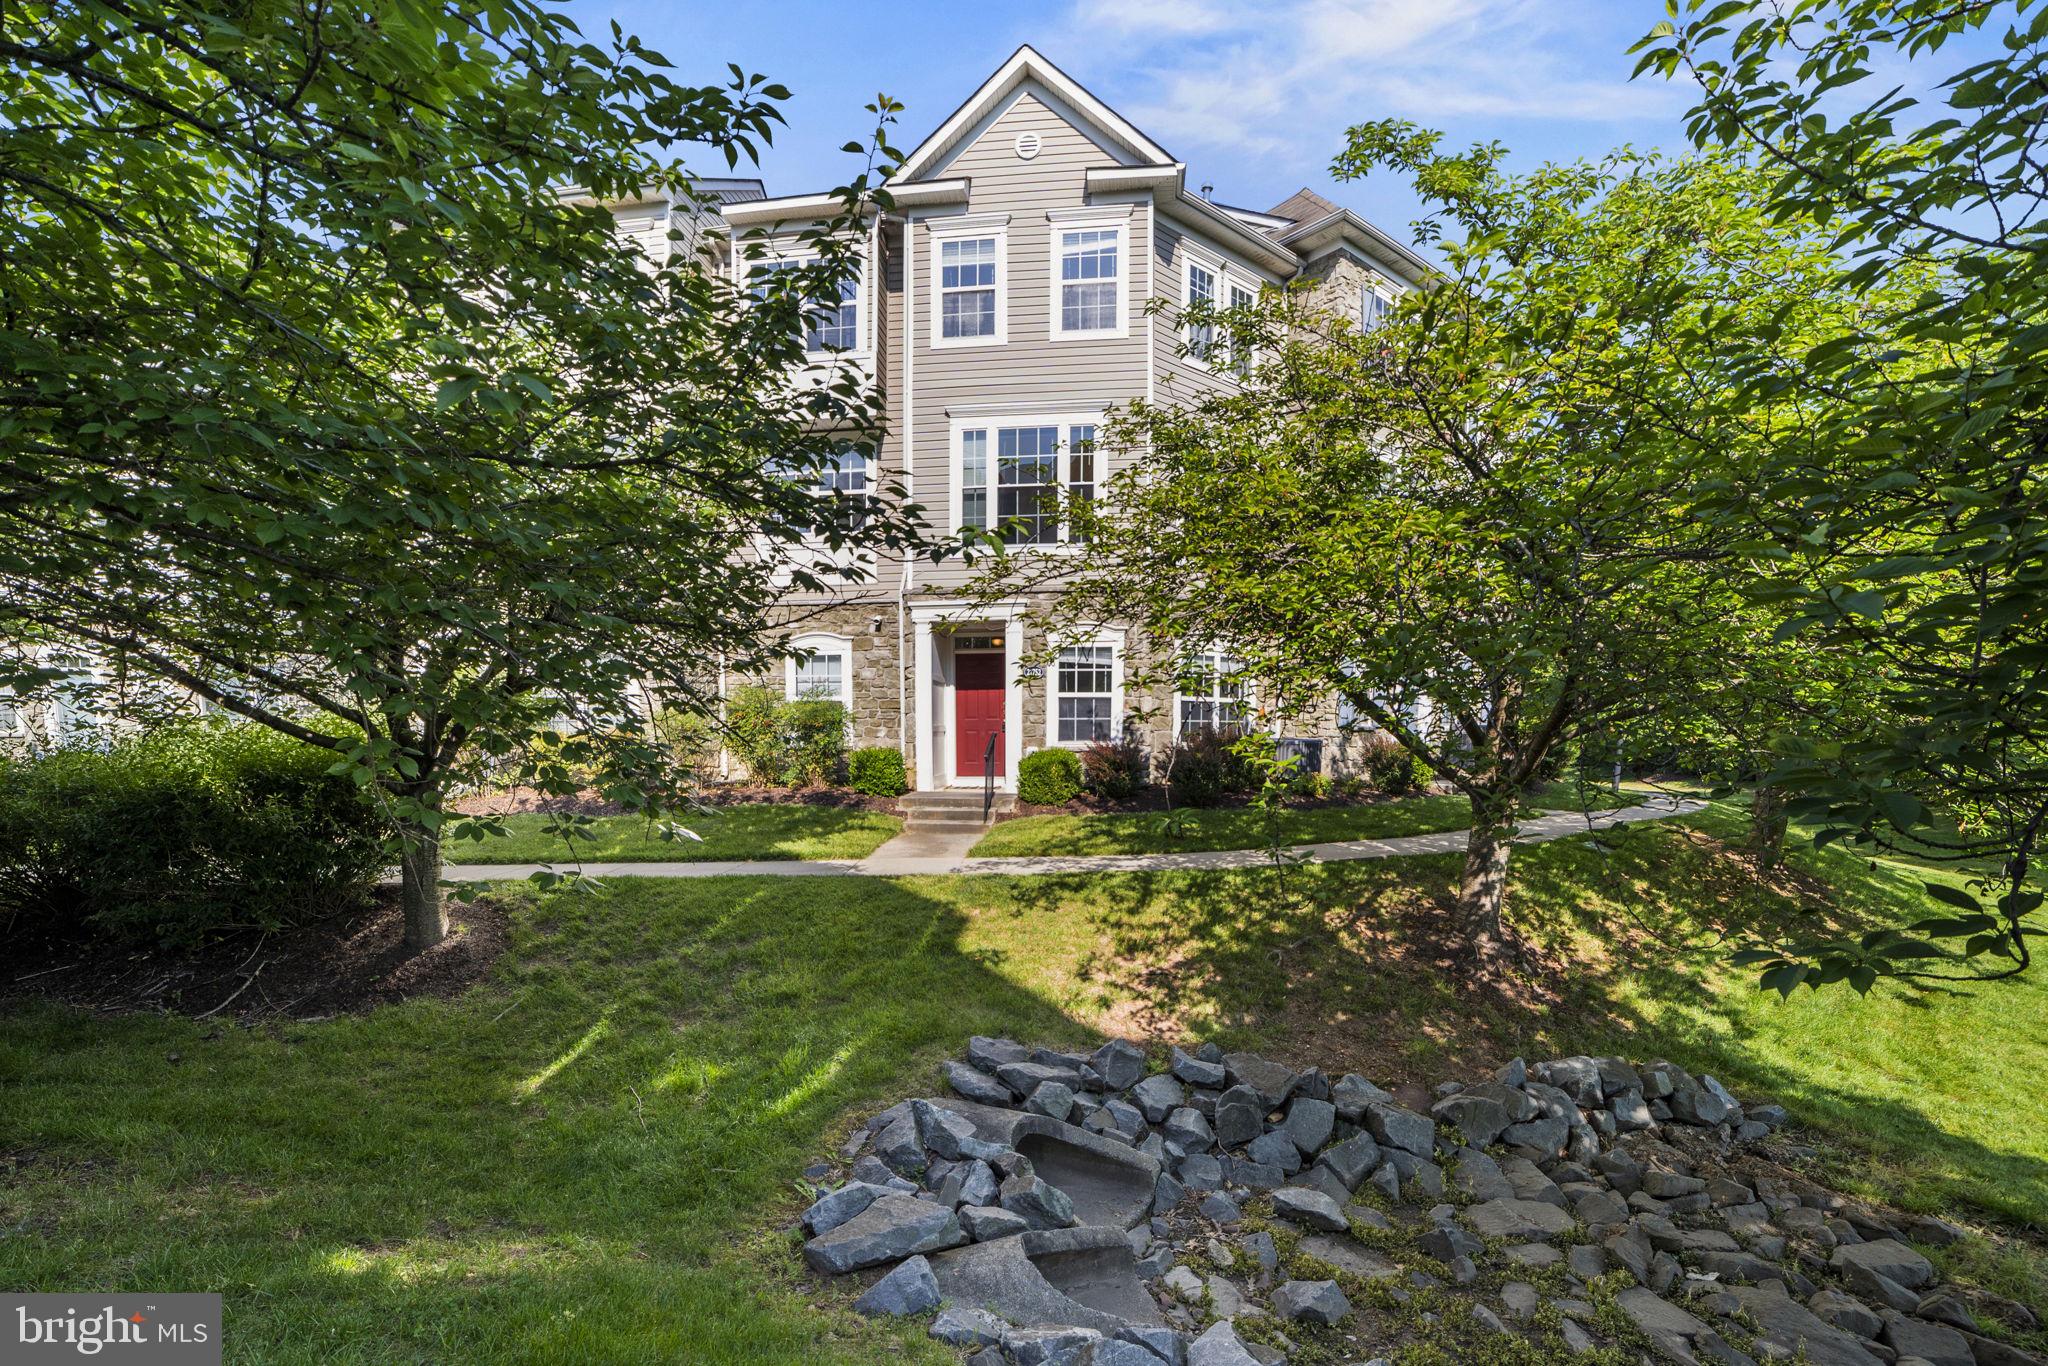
[847,746,907,797]
[0,720,389,944]
[649,707,717,783]
[1018,748,1083,805]
[1358,732,1434,795]
[723,685,847,787]
[1167,727,1259,808]
[1079,735,1144,801]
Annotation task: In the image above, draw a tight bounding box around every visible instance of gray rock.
[803,1193,967,1273]
[947,1060,1017,1106]
[1163,1265,1205,1303]
[1222,1053,1299,1108]
[1005,1326,1105,1366]
[1833,1239,1936,1291]
[1690,1249,1787,1285]
[1283,1096,1337,1154]
[853,1254,940,1316]
[1840,1260,1921,1312]
[1316,1131,1381,1190]
[1090,1341,1171,1366]
[1177,1153,1224,1191]
[1464,1197,1575,1241]
[968,1035,1030,1072]
[1298,1232,1399,1281]
[1331,1072,1392,1120]
[1001,1173,1079,1230]
[913,1099,993,1162]
[1808,1288,1883,1339]
[1293,1162,1350,1206]
[1230,1157,1285,1191]
[1560,1318,1599,1354]
[1502,1114,1570,1155]
[1451,1148,1516,1203]
[1027,1081,1077,1123]
[1613,1286,1755,1366]
[1213,1085,1264,1149]
[930,1304,1008,1348]
[1715,1285,1884,1366]
[1534,1056,1606,1106]
[1575,1189,1630,1228]
[930,1225,1165,1340]
[1501,1281,1540,1320]
[1100,1098,1148,1141]
[1497,1057,1528,1087]
[1605,1226,1653,1282]
[1117,1325,1186,1365]
[1365,1100,1435,1157]
[1131,1073,1187,1124]
[951,1159,999,1209]
[1171,1046,1228,1088]
[1200,1191,1242,1224]
[1365,1161,1402,1202]
[1643,1170,1707,1199]
[998,1059,1085,1098]
[1433,1081,1538,1146]
[1882,1313,1973,1366]
[960,1203,1030,1241]
[1245,1127,1302,1174]
[802,1180,896,1235]
[1092,1039,1150,1091]
[1204,1273,1245,1319]
[1164,1106,1215,1153]
[1271,1185,1349,1232]
[1419,1224,1484,1263]
[1187,1320,1262,1366]
[1273,1278,1352,1325]
[1566,1244,1605,1279]
[875,1114,925,1174]
[1915,1290,1980,1333]
[1507,1242,1564,1269]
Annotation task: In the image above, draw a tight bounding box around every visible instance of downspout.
[895,209,915,760]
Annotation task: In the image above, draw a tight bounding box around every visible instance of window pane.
[1059,229,1118,334]
[1187,262,1216,358]
[1062,281,1116,331]
[1056,645,1114,742]
[961,430,987,530]
[942,288,996,338]
[795,652,844,702]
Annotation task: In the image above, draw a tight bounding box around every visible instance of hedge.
[1018,748,1083,805]
[0,720,390,944]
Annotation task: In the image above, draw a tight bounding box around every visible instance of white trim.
[1174,648,1252,735]
[1046,205,1135,224]
[949,411,1106,549]
[730,239,873,362]
[1044,629,1126,750]
[928,219,1009,349]
[1048,219,1130,341]
[785,632,854,713]
[889,46,1174,184]
[910,601,1030,792]
[721,192,851,228]
[946,399,1124,418]
[1182,250,1220,371]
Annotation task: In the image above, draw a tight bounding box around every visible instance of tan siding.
[903,88,1153,595]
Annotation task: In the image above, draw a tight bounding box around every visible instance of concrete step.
[900,790,1015,830]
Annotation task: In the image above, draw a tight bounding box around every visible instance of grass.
[3,803,2045,1361]
[969,792,1477,856]
[449,806,902,863]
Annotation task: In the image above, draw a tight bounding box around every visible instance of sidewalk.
[436,797,1704,882]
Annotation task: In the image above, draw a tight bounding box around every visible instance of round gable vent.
[1014,131,1043,161]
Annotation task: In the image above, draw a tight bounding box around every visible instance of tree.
[1010,145,1850,959]
[1637,0,2048,987]
[0,0,930,948]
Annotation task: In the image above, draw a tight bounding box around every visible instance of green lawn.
[969,793,1477,856]
[3,805,2044,1361]
[449,805,902,863]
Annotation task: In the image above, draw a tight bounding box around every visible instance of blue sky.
[560,0,1697,241]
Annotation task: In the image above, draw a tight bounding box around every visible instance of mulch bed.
[450,784,900,816]
[1,889,509,1022]
[1008,789,1438,818]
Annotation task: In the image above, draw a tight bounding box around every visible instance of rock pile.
[800,1038,2043,1366]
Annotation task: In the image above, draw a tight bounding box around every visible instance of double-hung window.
[777,445,870,533]
[1055,644,1117,743]
[1057,228,1120,334]
[940,237,1000,341]
[959,421,1098,545]
[1228,281,1256,375]
[1185,260,1217,361]
[1361,283,1393,332]
[787,633,852,712]
[1178,651,1248,734]
[749,257,861,355]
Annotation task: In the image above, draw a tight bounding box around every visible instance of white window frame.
[949,411,1103,551]
[734,247,869,360]
[785,632,854,713]
[1228,280,1257,376]
[1175,650,1251,735]
[1045,631,1125,749]
[1361,280,1395,332]
[1184,256,1218,365]
[929,214,1010,349]
[1047,206,1132,340]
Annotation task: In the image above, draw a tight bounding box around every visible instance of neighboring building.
[613,46,1431,793]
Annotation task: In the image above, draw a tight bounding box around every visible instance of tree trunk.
[1456,806,1514,948]
[1749,785,1788,869]
[398,820,446,951]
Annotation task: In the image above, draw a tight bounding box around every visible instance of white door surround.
[911,600,1028,792]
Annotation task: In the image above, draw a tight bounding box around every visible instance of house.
[614,46,1429,793]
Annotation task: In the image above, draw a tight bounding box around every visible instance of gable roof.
[890,45,1174,183]
[1266,187,1342,227]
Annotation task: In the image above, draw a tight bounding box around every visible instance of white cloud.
[1056,0,1679,170]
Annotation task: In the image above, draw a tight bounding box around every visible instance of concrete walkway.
[437,796,1704,882]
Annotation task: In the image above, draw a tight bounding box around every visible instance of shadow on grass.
[0,875,1086,1365]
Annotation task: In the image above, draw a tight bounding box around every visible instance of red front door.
[955,652,1005,778]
